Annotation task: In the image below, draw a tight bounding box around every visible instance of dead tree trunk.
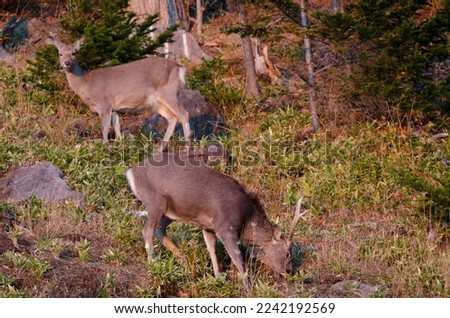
[196,0,203,35]
[242,36,262,99]
[175,0,189,29]
[129,0,169,25]
[300,0,319,131]
[238,5,262,100]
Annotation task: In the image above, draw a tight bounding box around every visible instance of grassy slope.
[1,13,449,298]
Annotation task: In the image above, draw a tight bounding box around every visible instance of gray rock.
[149,23,211,64]
[168,29,212,64]
[0,162,85,206]
[329,280,379,297]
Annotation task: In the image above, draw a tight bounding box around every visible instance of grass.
[1,36,449,298]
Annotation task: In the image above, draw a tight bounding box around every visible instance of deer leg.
[111,111,122,140]
[158,96,192,150]
[141,198,167,261]
[155,215,186,262]
[180,116,192,149]
[99,109,112,143]
[216,230,250,291]
[158,116,177,152]
[173,104,191,149]
[202,229,221,277]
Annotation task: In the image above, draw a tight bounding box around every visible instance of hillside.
[0,1,449,297]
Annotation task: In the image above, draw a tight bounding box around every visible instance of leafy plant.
[0,273,29,297]
[76,238,90,262]
[2,252,51,279]
[146,256,185,297]
[99,272,117,297]
[103,247,127,265]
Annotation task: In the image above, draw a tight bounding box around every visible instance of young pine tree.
[60,0,177,69]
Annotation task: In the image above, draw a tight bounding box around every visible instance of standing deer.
[47,36,191,151]
[126,152,303,290]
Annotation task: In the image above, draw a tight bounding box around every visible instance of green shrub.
[61,0,176,69]
[313,0,450,116]
[394,168,450,223]
[187,58,247,112]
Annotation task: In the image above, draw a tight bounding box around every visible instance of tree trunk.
[167,0,178,25]
[238,5,261,100]
[175,0,189,30]
[196,0,203,35]
[300,0,319,131]
[128,0,166,25]
[242,35,262,99]
[128,0,176,26]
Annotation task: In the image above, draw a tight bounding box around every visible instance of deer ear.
[272,227,284,242]
[46,35,61,48]
[75,37,86,50]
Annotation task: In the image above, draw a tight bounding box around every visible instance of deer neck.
[65,63,87,93]
[68,61,85,77]
[240,213,275,248]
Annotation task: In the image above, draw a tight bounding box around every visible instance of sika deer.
[47,36,191,151]
[126,152,303,290]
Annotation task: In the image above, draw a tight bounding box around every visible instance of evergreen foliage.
[60,0,177,69]
[269,0,303,25]
[26,45,60,91]
[313,0,450,116]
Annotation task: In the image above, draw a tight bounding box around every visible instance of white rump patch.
[126,169,137,196]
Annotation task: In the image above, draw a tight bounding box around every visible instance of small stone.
[329,280,379,297]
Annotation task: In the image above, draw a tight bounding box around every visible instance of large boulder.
[167,29,212,64]
[0,162,85,206]
[147,21,211,65]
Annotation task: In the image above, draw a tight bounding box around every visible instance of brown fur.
[48,37,191,151]
[127,152,294,290]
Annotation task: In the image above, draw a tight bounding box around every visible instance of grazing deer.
[47,36,191,151]
[126,152,303,290]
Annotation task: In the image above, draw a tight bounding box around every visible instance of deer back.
[128,153,254,231]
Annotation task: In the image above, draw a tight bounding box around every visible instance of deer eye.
[285,252,291,259]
